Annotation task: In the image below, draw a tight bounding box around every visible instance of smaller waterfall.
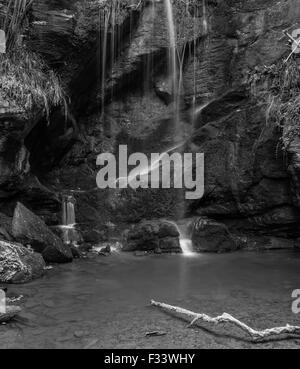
[61,195,78,245]
[180,238,194,256]
[62,195,76,226]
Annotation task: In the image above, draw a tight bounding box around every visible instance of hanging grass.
[0,0,67,120]
[0,0,33,52]
[0,47,67,120]
[249,59,300,150]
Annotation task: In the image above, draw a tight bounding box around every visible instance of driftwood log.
[0,306,21,323]
[151,300,300,342]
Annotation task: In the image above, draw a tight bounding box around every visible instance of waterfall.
[61,195,77,245]
[164,0,187,220]
[167,220,196,256]
[62,196,76,226]
[99,5,111,117]
[179,238,194,256]
[164,0,183,141]
[165,0,177,102]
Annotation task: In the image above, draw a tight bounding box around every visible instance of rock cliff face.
[1,0,300,249]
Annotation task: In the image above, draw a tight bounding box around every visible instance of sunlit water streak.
[114,141,185,187]
[165,0,177,103]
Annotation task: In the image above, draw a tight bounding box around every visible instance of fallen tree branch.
[151,300,300,342]
[0,306,21,323]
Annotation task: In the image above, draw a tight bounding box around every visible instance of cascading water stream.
[179,238,194,256]
[164,0,187,221]
[96,1,204,256]
[164,0,184,145]
[165,0,177,105]
[62,196,76,226]
[162,0,200,253]
[61,195,78,245]
[100,6,111,118]
[167,220,196,256]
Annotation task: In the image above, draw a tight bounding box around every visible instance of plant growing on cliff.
[75,0,143,37]
[0,0,67,120]
[0,0,33,51]
[249,59,300,150]
[0,47,67,120]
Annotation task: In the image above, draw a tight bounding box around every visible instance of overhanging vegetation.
[249,59,300,150]
[0,0,66,120]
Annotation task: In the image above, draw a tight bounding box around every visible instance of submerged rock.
[0,240,45,283]
[158,222,180,238]
[124,220,181,253]
[12,203,73,263]
[191,217,239,253]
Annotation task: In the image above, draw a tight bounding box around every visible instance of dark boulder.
[191,217,239,253]
[158,222,180,238]
[126,221,159,242]
[16,176,61,225]
[159,237,181,253]
[125,237,159,252]
[0,240,45,283]
[12,203,73,263]
[70,245,82,259]
[124,220,181,253]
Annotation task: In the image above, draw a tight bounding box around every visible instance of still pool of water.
[1,251,300,349]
